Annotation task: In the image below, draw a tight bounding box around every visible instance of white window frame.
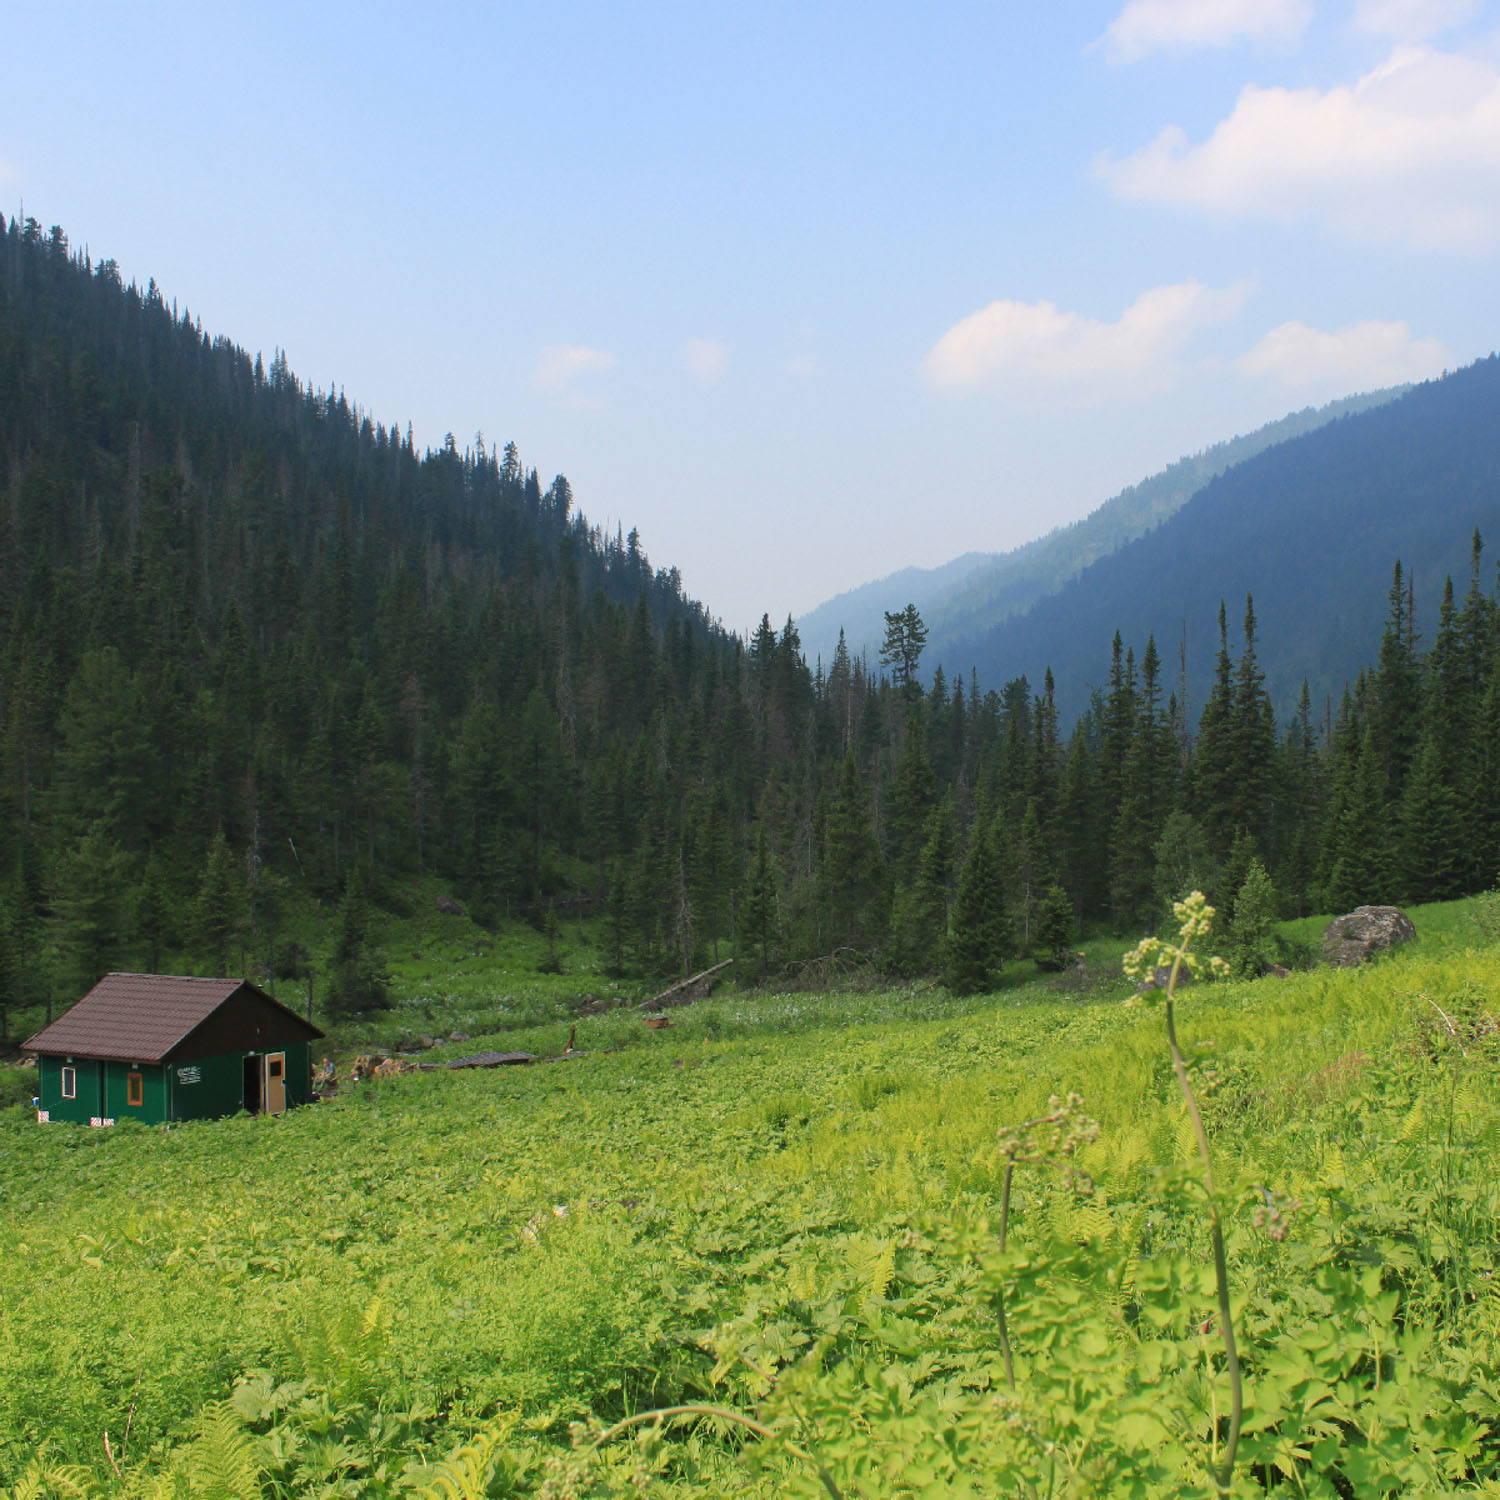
[61,1065,77,1100]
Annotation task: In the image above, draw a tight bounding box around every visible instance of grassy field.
[1,898,1497,1496]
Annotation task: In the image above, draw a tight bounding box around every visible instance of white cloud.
[683,337,729,382]
[1236,318,1446,393]
[1097,44,1500,251]
[922,279,1250,394]
[1353,0,1480,41]
[1100,0,1311,61]
[0,152,18,183]
[531,343,616,391]
[1237,318,1451,389]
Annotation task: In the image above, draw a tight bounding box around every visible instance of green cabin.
[24,973,324,1126]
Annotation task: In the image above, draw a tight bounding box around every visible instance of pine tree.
[890,801,954,973]
[325,872,390,1017]
[1033,883,1076,971]
[135,854,172,972]
[1278,681,1323,917]
[55,825,130,990]
[818,751,888,950]
[1368,560,1422,802]
[194,831,247,976]
[879,604,928,700]
[738,828,778,980]
[887,716,935,877]
[1322,730,1392,910]
[1229,596,1277,854]
[1397,731,1465,902]
[1224,857,1277,978]
[944,798,1013,994]
[1192,603,1237,852]
[1151,810,1218,925]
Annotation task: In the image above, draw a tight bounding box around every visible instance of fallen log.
[641,958,734,1011]
[447,1050,539,1069]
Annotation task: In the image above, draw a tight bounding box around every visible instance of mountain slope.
[796,388,1406,669]
[936,357,1500,719]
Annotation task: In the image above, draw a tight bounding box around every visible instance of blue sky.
[6,1,1499,634]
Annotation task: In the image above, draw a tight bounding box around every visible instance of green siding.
[104,1061,168,1124]
[168,1051,247,1121]
[37,1056,105,1124]
[283,1042,314,1108]
[37,1041,319,1126]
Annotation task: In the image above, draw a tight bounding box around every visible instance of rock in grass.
[1321,906,1416,967]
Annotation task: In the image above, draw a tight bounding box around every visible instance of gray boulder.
[1322,906,1416,967]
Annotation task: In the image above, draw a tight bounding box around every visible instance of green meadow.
[2,898,1497,1497]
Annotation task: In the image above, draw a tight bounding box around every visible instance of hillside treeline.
[1,214,1497,1026]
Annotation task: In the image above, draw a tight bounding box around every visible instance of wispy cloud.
[683,337,729,383]
[1352,0,1481,41]
[922,279,1250,396]
[1096,44,1500,251]
[0,152,19,184]
[1237,318,1451,389]
[1099,0,1310,62]
[531,343,616,391]
[786,353,822,378]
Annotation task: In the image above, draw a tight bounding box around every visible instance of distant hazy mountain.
[936,356,1500,722]
[793,552,996,669]
[796,387,1406,670]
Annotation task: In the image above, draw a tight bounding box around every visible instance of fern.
[1,1457,94,1500]
[178,1403,264,1500]
[845,1238,896,1312]
[399,1416,519,1499]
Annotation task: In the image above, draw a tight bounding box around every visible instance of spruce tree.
[1224,857,1278,978]
[55,826,129,990]
[325,872,390,1017]
[738,828,778,980]
[944,798,1013,994]
[194,832,247,977]
[1033,883,1076,971]
[1397,732,1465,902]
[890,801,954,973]
[818,750,888,950]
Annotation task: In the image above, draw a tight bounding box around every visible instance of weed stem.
[1163,962,1242,1494]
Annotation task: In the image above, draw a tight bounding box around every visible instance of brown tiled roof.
[24,973,264,1062]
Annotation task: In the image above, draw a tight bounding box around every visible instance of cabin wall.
[36,1056,104,1124]
[281,1042,314,1108]
[104,1061,168,1124]
[35,1042,318,1125]
[167,1051,248,1121]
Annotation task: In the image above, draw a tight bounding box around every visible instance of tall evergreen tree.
[818,751,888,949]
[944,797,1013,994]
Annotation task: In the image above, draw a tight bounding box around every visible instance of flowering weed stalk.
[1124,891,1241,1494]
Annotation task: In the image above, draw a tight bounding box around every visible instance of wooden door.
[263,1052,287,1115]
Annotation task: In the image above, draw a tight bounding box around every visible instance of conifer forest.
[2,213,1499,1034]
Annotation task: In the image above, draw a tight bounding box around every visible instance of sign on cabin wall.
[177,1066,202,1084]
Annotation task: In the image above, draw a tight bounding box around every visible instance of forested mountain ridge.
[940,359,1500,721]
[2,214,1498,1039]
[797,386,1405,672]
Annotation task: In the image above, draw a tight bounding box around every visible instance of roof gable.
[23,973,323,1063]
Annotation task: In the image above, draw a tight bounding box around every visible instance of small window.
[268,1058,283,1079]
[61,1066,77,1100]
[127,1072,144,1108]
